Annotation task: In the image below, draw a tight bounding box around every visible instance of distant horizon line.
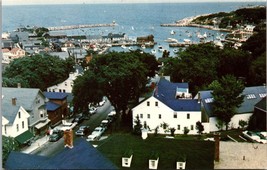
[3,1,266,6]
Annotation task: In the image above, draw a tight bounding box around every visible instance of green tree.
[242,30,266,58]
[3,54,75,91]
[211,75,245,130]
[248,52,266,85]
[72,71,104,114]
[34,27,49,37]
[196,121,204,135]
[2,136,20,167]
[163,43,220,94]
[238,120,248,129]
[90,52,148,114]
[217,47,251,79]
[72,51,157,117]
[133,115,142,135]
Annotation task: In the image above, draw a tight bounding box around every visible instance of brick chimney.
[12,98,17,105]
[64,129,73,148]
[214,132,220,162]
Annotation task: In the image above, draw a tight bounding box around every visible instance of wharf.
[47,23,117,31]
[169,42,198,47]
[112,42,157,47]
[161,23,231,32]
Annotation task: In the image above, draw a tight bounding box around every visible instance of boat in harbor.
[183,39,191,44]
[121,45,127,49]
[170,30,176,35]
[173,49,179,53]
[158,46,164,52]
[129,47,134,51]
[141,44,146,49]
[164,38,178,43]
[151,49,157,54]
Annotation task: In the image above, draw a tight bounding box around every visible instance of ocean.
[2,2,265,57]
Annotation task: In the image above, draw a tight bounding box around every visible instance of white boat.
[214,40,223,48]
[170,30,176,35]
[121,45,127,49]
[151,49,157,54]
[203,32,207,38]
[128,47,134,51]
[158,46,164,52]
[141,44,146,49]
[173,49,179,53]
[164,38,178,43]
[183,39,191,44]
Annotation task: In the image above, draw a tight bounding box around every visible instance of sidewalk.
[21,135,49,154]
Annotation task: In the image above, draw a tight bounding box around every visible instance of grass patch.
[95,133,215,169]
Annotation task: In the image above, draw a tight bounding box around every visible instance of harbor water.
[2,2,265,58]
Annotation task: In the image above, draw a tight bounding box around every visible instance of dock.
[47,23,117,31]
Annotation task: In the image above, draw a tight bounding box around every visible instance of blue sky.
[2,0,265,6]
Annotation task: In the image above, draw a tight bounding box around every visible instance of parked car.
[106,111,116,123]
[72,114,84,124]
[98,97,106,107]
[87,127,105,141]
[75,125,90,136]
[49,129,63,142]
[100,120,109,129]
[89,106,97,115]
[242,131,267,143]
[87,133,100,141]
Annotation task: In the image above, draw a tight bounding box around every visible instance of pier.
[47,23,117,31]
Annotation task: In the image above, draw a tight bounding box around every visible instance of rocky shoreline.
[160,14,232,32]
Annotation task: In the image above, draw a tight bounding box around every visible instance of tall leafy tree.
[248,52,266,85]
[72,71,104,113]
[3,54,75,91]
[72,51,158,117]
[217,47,251,79]
[211,75,245,130]
[89,52,148,114]
[163,43,220,94]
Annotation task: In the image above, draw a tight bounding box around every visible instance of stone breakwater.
[47,23,117,31]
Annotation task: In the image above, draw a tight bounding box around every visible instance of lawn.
[93,133,215,169]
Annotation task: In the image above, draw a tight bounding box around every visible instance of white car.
[89,106,97,115]
[87,133,100,141]
[87,127,105,141]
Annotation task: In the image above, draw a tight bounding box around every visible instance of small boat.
[151,49,156,54]
[164,38,178,43]
[170,30,176,35]
[141,44,146,49]
[128,47,134,51]
[183,39,191,44]
[173,49,179,53]
[203,32,207,38]
[121,45,127,49]
[158,46,164,52]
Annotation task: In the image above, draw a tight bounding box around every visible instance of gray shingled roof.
[199,86,267,117]
[2,87,45,113]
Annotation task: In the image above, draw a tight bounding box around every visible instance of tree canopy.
[3,54,75,91]
[2,136,20,167]
[211,75,245,130]
[72,51,158,114]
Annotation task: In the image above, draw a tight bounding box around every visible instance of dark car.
[75,125,90,136]
[72,114,84,124]
[49,129,63,142]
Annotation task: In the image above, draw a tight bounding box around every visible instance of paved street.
[31,100,113,156]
